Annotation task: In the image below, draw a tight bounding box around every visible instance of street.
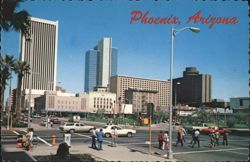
[1,118,249,161]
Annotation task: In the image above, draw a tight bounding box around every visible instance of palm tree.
[0,55,16,113]
[14,60,30,119]
[0,0,31,115]
[0,0,30,34]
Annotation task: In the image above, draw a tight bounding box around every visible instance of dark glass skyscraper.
[84,50,98,92]
[84,38,118,92]
[173,67,212,107]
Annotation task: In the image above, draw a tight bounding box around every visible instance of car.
[96,125,136,138]
[40,120,53,127]
[59,122,94,133]
[40,120,46,126]
[51,118,61,124]
[33,114,41,118]
[201,127,229,135]
[24,116,32,122]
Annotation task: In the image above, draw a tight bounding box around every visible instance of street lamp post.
[175,82,181,120]
[27,33,34,129]
[174,82,181,107]
[168,25,200,159]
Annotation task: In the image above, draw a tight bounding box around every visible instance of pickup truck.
[192,123,218,131]
[184,123,218,134]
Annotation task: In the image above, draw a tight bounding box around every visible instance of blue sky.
[3,0,248,102]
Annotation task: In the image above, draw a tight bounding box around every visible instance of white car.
[97,125,136,138]
[59,122,94,133]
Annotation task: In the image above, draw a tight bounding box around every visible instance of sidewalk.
[2,143,179,161]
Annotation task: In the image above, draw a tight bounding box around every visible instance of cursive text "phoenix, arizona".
[130,10,238,28]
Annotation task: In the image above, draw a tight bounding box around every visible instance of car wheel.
[88,128,93,132]
[127,132,132,137]
[105,133,111,138]
[69,129,75,133]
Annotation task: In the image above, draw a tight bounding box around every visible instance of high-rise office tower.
[173,67,212,107]
[19,17,58,109]
[84,37,118,92]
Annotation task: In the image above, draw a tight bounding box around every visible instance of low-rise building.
[125,88,159,113]
[230,97,249,111]
[35,91,116,114]
[110,75,170,112]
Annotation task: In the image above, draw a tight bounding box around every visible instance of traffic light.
[147,103,154,120]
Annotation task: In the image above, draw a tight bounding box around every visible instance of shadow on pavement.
[2,147,36,162]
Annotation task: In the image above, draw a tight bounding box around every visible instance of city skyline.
[3,1,248,102]
[84,37,118,92]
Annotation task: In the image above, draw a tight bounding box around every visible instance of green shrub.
[226,117,235,128]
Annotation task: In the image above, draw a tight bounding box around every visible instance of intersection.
[1,118,249,161]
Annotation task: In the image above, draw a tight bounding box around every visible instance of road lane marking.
[12,131,20,135]
[73,133,111,143]
[20,129,52,146]
[173,147,248,155]
[226,150,248,156]
[119,142,158,146]
[37,136,52,146]
[227,140,250,142]
[73,133,91,139]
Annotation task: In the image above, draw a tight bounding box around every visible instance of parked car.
[24,116,32,122]
[51,118,61,124]
[33,114,41,118]
[59,122,94,133]
[40,120,53,127]
[96,125,136,138]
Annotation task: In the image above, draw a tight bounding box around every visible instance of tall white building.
[19,17,58,109]
[85,37,118,92]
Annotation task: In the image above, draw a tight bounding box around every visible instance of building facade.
[84,37,118,92]
[84,50,98,92]
[35,91,116,114]
[110,75,170,113]
[230,97,249,110]
[173,67,212,107]
[19,17,58,111]
[125,88,159,113]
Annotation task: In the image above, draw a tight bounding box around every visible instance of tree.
[0,0,31,118]
[192,108,211,124]
[0,0,30,34]
[0,55,16,113]
[14,61,30,118]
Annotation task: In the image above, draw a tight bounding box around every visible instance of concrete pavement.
[2,121,179,161]
[2,143,178,161]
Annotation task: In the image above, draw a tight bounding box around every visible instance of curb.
[129,147,167,159]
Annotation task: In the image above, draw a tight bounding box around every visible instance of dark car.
[51,118,61,124]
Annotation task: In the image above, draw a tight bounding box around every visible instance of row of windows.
[52,106,79,109]
[93,98,114,102]
[93,110,113,113]
[57,100,78,104]
[93,105,112,109]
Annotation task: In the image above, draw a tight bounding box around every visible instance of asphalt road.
[2,119,249,161]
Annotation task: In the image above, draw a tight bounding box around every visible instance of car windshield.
[102,126,108,129]
[65,123,74,126]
